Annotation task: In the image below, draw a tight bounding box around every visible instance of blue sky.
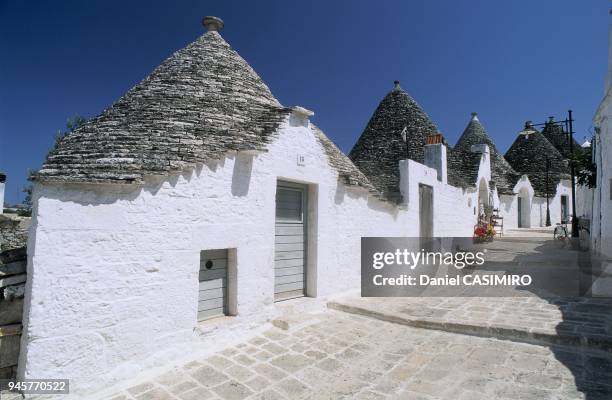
[0,0,609,204]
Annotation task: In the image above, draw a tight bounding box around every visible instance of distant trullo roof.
[540,117,582,159]
[504,126,570,197]
[33,17,374,195]
[349,81,468,202]
[450,113,520,195]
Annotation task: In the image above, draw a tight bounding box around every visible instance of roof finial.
[393,80,401,90]
[471,112,479,122]
[203,16,224,31]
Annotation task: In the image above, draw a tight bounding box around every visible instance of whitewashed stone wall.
[576,184,594,222]
[497,177,574,230]
[591,10,612,258]
[20,114,478,397]
[593,87,612,258]
[399,159,475,237]
[528,181,573,228]
[21,107,577,396]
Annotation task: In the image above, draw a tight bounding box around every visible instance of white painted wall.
[528,181,573,228]
[24,100,584,397]
[20,111,480,397]
[576,184,594,222]
[399,159,475,237]
[591,9,612,258]
[593,87,612,258]
[500,176,531,229]
[497,176,575,230]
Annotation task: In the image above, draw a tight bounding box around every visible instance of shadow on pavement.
[482,237,612,400]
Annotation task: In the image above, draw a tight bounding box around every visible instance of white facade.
[19,106,589,397]
[593,90,612,257]
[532,181,573,228]
[591,11,612,258]
[498,179,573,230]
[399,159,475,237]
[20,111,480,397]
[498,176,534,229]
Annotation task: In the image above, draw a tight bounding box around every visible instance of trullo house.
[19,17,479,395]
[17,15,582,397]
[504,125,573,228]
[449,113,526,229]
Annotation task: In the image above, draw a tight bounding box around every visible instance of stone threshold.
[328,300,612,354]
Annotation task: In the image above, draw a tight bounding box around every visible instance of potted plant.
[474,224,496,242]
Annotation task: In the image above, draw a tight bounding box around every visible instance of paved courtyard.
[330,234,612,352]
[105,309,612,400]
[103,234,612,400]
[1,235,608,400]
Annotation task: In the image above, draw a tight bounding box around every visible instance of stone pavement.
[328,296,612,352]
[330,234,612,352]
[105,310,612,400]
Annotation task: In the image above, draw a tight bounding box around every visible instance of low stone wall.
[0,215,29,380]
[0,214,29,252]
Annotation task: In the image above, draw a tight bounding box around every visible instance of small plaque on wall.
[297,154,306,166]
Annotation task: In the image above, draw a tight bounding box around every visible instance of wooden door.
[274,182,307,301]
[419,184,433,238]
[198,249,228,321]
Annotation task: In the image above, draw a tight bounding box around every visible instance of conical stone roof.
[504,128,570,197]
[349,82,467,201]
[33,18,372,194]
[450,113,520,195]
[541,118,582,159]
[35,26,288,183]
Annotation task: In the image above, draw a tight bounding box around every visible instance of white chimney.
[423,134,447,184]
[290,106,314,128]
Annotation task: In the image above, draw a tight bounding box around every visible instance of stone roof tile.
[541,119,582,159]
[349,82,469,202]
[504,129,570,197]
[33,22,373,195]
[452,113,520,195]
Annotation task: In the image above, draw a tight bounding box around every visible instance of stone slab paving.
[106,310,612,400]
[328,295,612,351]
[330,234,612,351]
